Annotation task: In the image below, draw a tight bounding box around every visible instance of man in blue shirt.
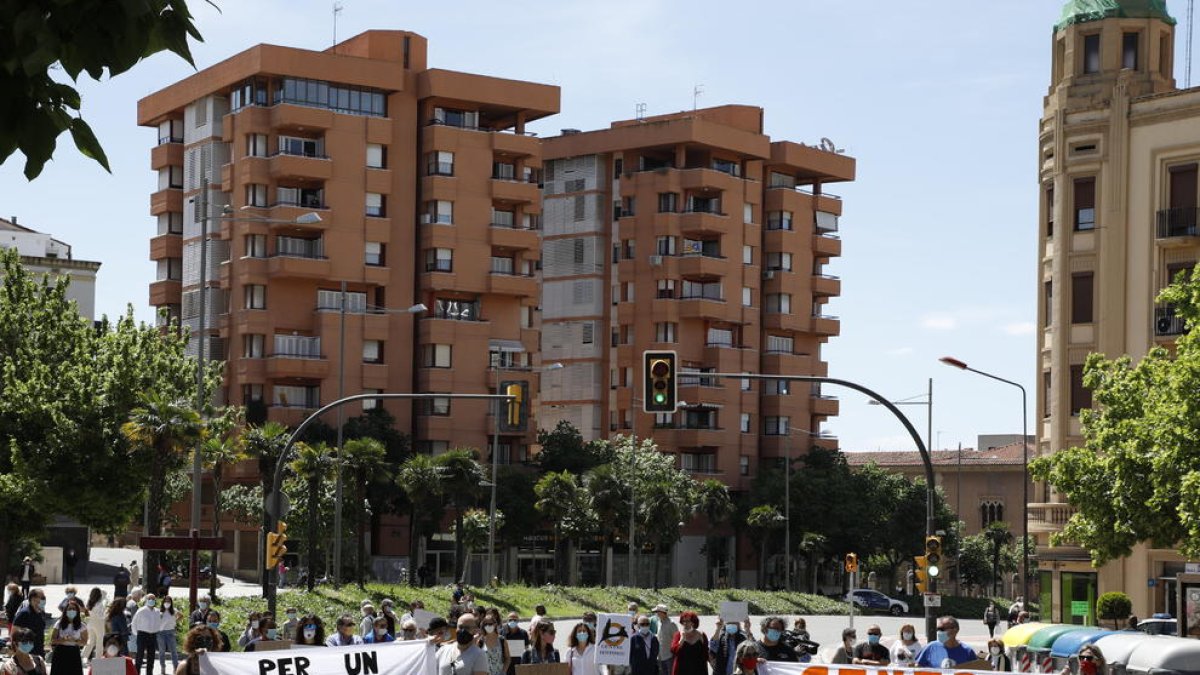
[916,616,978,668]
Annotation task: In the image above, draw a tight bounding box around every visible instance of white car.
[845,588,909,616]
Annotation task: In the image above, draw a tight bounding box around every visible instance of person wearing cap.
[653,605,676,675]
[852,625,889,666]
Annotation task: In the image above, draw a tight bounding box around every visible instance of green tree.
[583,463,627,586]
[396,453,443,579]
[534,470,582,583]
[1,0,208,178]
[342,437,387,587]
[201,407,247,539]
[495,467,539,549]
[1097,591,1132,629]
[1030,264,1200,561]
[452,508,504,569]
[534,421,613,474]
[435,449,484,582]
[746,505,785,589]
[241,420,291,590]
[291,442,334,589]
[984,522,1015,596]
[957,532,995,592]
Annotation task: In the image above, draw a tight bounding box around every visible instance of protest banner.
[199,638,435,675]
[90,658,128,675]
[593,612,633,666]
[718,601,748,623]
[412,609,440,631]
[516,664,569,675]
[761,662,993,675]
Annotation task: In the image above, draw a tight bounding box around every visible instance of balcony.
[150,233,182,260]
[653,426,725,448]
[150,188,183,216]
[492,132,540,157]
[813,233,842,258]
[763,312,808,333]
[265,355,330,380]
[677,295,727,320]
[149,280,181,307]
[271,104,334,131]
[812,274,841,296]
[488,271,538,297]
[220,309,273,337]
[679,211,728,236]
[268,254,331,280]
[269,153,333,181]
[1155,207,1200,246]
[762,351,827,377]
[1028,502,1076,534]
[812,313,841,336]
[491,178,539,204]
[811,393,839,417]
[150,143,183,171]
[678,254,726,278]
[1154,304,1186,337]
[489,223,539,251]
[704,343,750,372]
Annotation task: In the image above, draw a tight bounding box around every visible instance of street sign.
[924,593,941,607]
[265,491,290,519]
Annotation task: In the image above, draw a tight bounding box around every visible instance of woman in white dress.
[566,623,601,675]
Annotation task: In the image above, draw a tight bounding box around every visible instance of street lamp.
[938,355,1030,604]
[332,300,426,586]
[486,361,563,586]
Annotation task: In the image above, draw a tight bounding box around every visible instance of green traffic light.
[654,393,665,403]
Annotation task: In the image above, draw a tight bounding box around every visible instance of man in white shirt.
[437,614,488,675]
[653,605,677,675]
[131,594,163,675]
[528,605,546,635]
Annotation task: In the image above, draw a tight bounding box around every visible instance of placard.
[91,658,129,675]
[199,639,434,675]
[506,640,526,659]
[412,609,440,630]
[594,613,632,666]
[762,663,995,675]
[718,601,748,623]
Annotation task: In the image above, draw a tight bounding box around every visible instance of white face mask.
[303,629,317,640]
[902,632,914,641]
[484,625,496,634]
[991,647,1002,655]
[105,645,120,657]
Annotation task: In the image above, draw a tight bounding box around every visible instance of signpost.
[139,531,225,609]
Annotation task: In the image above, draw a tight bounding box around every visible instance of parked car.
[845,588,909,615]
[1137,615,1177,636]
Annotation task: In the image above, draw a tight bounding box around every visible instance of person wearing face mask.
[13,589,48,657]
[630,615,660,675]
[238,612,264,649]
[479,616,510,675]
[51,597,89,675]
[189,596,210,627]
[398,619,421,641]
[987,639,1012,671]
[327,614,366,647]
[157,596,180,673]
[360,603,378,639]
[732,641,762,675]
[87,635,138,675]
[889,623,921,667]
[107,598,132,656]
[437,615,490,675]
[130,594,163,675]
[174,625,223,675]
[915,616,976,668]
[529,605,547,635]
[282,607,300,641]
[851,625,889,666]
[60,586,81,612]
[1061,645,1106,675]
[521,622,560,665]
[499,611,529,675]
[2,627,48,675]
[202,611,231,653]
[293,615,325,647]
[83,588,108,662]
[365,617,396,644]
[754,616,798,662]
[669,611,708,675]
[428,617,453,645]
[709,616,750,675]
[566,622,599,675]
[244,617,280,652]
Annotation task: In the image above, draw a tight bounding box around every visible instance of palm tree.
[395,453,443,583]
[984,521,1014,596]
[199,406,246,598]
[291,441,333,590]
[435,448,485,582]
[121,393,202,569]
[342,437,387,588]
[535,471,580,584]
[696,479,734,589]
[241,421,290,592]
[583,464,626,587]
[798,532,828,594]
[746,504,785,589]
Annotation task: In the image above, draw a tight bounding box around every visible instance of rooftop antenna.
[635,102,647,121]
[1187,0,1195,87]
[332,1,344,52]
[692,84,704,111]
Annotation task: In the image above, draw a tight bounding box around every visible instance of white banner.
[199,639,436,675]
[594,613,632,666]
[761,663,994,675]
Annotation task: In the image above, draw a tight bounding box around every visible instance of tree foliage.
[534,421,613,474]
[1097,591,1132,629]
[0,0,209,178]
[1031,264,1200,562]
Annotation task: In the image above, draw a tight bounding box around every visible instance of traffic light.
[844,552,858,573]
[925,535,943,578]
[499,381,528,432]
[643,350,678,413]
[914,555,929,593]
[266,521,288,569]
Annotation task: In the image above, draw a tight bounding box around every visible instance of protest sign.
[718,601,748,623]
[199,638,435,675]
[593,613,632,666]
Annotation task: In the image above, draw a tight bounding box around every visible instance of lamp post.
[939,356,1029,604]
[331,300,426,586]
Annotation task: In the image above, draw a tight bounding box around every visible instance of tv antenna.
[333,1,344,51]
[1187,0,1194,87]
[693,84,704,111]
[636,102,647,121]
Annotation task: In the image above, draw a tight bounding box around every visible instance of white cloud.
[921,314,958,330]
[1003,321,1036,336]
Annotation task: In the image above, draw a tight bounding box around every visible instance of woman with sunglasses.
[326,614,365,647]
[521,622,560,664]
[294,615,326,647]
[1061,645,1106,675]
[479,615,510,675]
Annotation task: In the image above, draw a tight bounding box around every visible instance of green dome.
[1055,0,1176,30]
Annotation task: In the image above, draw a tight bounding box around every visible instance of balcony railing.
[1155,304,1186,336]
[1028,502,1076,531]
[1156,207,1200,239]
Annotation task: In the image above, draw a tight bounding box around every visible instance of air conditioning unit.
[763,270,776,280]
[1156,315,1176,335]
[649,255,663,266]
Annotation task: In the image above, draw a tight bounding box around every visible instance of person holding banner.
[915,616,977,669]
[243,617,279,652]
[732,641,762,675]
[201,612,231,653]
[669,612,708,675]
[521,622,560,664]
[566,622,599,675]
[986,639,1012,672]
[294,615,326,647]
[851,625,890,666]
[753,618,797,663]
[327,614,366,647]
[88,634,138,675]
[174,624,222,675]
[365,617,396,644]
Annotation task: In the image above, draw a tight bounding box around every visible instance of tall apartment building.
[0,216,101,319]
[540,105,855,587]
[1036,0,1200,621]
[139,31,559,578]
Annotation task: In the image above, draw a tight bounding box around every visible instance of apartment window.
[421,344,452,368]
[764,379,791,396]
[765,252,792,271]
[493,161,516,180]
[242,334,265,358]
[764,416,790,436]
[743,245,752,265]
[740,413,751,434]
[493,209,516,228]
[367,143,387,169]
[276,235,322,258]
[273,384,319,409]
[366,192,386,217]
[1071,272,1094,324]
[520,306,533,329]
[656,279,676,299]
[1083,33,1101,74]
[656,236,677,256]
[243,384,264,403]
[316,289,366,313]
[277,135,324,158]
[244,284,266,310]
[622,196,636,217]
[156,258,182,281]
[1044,280,1053,327]
[620,324,634,345]
[433,298,480,321]
[1046,184,1055,238]
[658,192,679,213]
[623,240,635,259]
[275,186,323,208]
[741,378,751,391]
[681,280,722,300]
[425,200,453,224]
[1043,370,1052,418]
[416,440,449,454]
[655,322,678,343]
[245,184,267,207]
[425,248,453,272]
[766,211,793,231]
[707,327,733,347]
[742,287,752,307]
[362,388,383,411]
[619,282,632,302]
[766,334,794,354]
[432,107,479,129]
[740,456,750,476]
[274,77,386,116]
[230,77,268,111]
[613,158,623,178]
[1074,178,1095,231]
[491,256,516,275]
[712,158,740,176]
[1070,364,1091,415]
[365,242,384,266]
[244,234,266,258]
[158,212,183,235]
[1122,32,1139,70]
[363,340,382,363]
[247,134,268,157]
[765,293,792,313]
[981,500,1005,527]
[417,396,451,416]
[581,323,594,345]
[574,196,586,221]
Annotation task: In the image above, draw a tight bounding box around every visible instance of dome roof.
[1055,0,1175,31]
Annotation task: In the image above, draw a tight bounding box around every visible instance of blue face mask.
[725,624,738,635]
[67,610,78,620]
[867,635,880,645]
[766,629,782,642]
[576,632,589,644]
[639,627,650,636]
[936,631,949,644]
[147,599,156,608]
[208,622,221,630]
[18,642,34,654]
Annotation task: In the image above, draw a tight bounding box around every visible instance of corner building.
[139,31,559,577]
[540,106,854,587]
[1036,1,1200,622]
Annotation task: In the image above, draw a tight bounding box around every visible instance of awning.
[489,339,525,353]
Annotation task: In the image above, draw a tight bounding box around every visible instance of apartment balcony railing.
[1156,207,1200,240]
[1028,502,1077,533]
[1155,304,1186,337]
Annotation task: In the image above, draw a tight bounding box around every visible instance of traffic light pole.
[265,392,515,617]
[703,372,938,640]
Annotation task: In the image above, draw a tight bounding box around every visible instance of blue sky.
[2,1,1189,452]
